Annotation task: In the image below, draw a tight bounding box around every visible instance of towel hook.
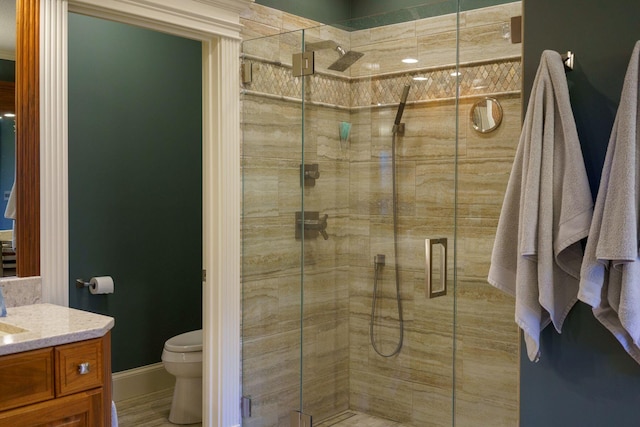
[562,51,574,72]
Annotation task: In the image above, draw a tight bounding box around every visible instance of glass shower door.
[452,1,522,425]
[241,28,307,427]
[298,12,458,425]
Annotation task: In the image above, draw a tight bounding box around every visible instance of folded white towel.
[3,183,16,250]
[578,41,640,363]
[4,183,15,220]
[488,50,593,362]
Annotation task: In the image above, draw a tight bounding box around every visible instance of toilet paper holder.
[76,279,92,288]
[75,276,115,294]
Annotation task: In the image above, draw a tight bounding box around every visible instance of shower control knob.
[294,211,330,240]
[304,169,320,179]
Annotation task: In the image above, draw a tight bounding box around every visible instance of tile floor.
[116,388,201,427]
[115,391,395,427]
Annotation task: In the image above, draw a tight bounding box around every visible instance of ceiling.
[0,0,16,60]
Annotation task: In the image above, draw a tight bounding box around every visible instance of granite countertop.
[0,303,115,356]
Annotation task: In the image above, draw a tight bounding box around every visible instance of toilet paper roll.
[89,276,114,295]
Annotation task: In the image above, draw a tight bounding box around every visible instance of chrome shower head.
[328,50,364,71]
[305,39,364,72]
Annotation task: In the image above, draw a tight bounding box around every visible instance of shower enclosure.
[241,1,522,425]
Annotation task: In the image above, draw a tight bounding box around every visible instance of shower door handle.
[425,238,447,299]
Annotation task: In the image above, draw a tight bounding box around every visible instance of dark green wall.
[351,0,515,19]
[351,0,453,17]
[0,59,15,81]
[521,1,640,425]
[68,14,202,372]
[256,0,516,26]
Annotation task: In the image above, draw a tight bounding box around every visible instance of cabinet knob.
[78,362,91,375]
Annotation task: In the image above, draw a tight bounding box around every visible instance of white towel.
[488,50,593,362]
[111,400,119,427]
[578,41,640,363]
[4,183,15,220]
[3,183,16,250]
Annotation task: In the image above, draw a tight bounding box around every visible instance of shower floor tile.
[315,411,401,427]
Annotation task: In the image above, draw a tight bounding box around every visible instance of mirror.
[0,0,16,277]
[0,0,40,278]
[470,96,503,133]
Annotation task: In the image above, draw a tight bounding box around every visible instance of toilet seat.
[162,348,203,364]
[164,329,202,353]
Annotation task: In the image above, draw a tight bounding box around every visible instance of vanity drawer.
[0,347,55,412]
[55,337,104,397]
[0,388,103,427]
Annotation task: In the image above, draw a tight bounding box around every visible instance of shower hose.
[369,131,404,357]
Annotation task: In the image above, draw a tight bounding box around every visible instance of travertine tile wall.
[455,4,520,425]
[241,3,520,426]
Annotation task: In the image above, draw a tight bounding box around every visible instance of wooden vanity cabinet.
[0,332,112,426]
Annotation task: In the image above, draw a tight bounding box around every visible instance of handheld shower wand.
[392,84,411,134]
[370,84,411,358]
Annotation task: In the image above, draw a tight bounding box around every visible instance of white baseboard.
[112,363,175,402]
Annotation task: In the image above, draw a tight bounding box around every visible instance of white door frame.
[39,1,250,425]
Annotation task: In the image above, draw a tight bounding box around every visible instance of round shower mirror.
[470,97,503,133]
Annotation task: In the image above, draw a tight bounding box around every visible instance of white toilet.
[161,329,203,424]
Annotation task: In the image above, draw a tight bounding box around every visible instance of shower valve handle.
[318,214,329,240]
[304,169,320,179]
[307,214,328,240]
[295,212,329,240]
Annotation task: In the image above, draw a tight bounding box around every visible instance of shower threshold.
[315,410,401,427]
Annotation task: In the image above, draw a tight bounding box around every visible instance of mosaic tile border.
[241,56,521,108]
